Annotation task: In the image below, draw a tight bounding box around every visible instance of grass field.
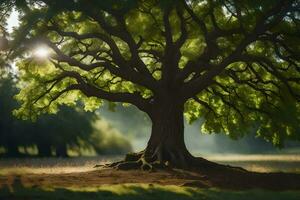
[0,154,300,200]
[1,183,300,200]
[1,154,299,175]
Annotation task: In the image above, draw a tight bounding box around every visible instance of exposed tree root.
[95,150,248,173]
[98,151,169,171]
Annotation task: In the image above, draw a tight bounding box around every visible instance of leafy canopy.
[1,0,300,146]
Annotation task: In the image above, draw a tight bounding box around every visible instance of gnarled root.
[100,151,168,171]
[98,146,194,171]
[96,150,247,173]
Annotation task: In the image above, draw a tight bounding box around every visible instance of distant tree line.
[0,69,132,157]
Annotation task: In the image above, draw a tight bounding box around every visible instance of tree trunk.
[105,96,222,170]
[37,143,52,157]
[144,98,193,168]
[56,143,68,157]
[6,144,20,157]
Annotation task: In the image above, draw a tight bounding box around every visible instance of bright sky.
[5,10,51,73]
[6,10,19,33]
[6,10,51,59]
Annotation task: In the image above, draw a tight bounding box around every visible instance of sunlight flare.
[33,46,51,59]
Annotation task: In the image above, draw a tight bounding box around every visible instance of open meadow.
[1,154,300,200]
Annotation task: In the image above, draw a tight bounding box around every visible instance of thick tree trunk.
[145,99,193,168]
[103,96,225,171]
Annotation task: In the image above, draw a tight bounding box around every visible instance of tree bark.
[144,97,193,168]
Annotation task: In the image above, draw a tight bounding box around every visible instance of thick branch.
[41,70,152,112]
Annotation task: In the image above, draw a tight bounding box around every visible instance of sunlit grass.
[0,156,120,175]
[0,154,300,175]
[207,154,300,162]
[207,154,300,173]
[1,155,300,199]
[0,166,95,175]
[1,183,300,200]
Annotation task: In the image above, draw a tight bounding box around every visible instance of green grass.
[1,183,300,200]
[1,154,300,175]
[1,156,300,199]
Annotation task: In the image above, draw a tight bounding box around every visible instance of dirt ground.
[1,166,300,191]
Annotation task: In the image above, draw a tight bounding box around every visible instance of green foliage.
[3,0,300,148]
[0,69,132,157]
[0,69,29,156]
[90,119,132,155]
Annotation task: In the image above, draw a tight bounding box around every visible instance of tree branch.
[181,0,294,99]
[37,70,152,112]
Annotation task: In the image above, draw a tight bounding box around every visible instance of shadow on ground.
[0,177,300,200]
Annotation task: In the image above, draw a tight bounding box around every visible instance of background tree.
[28,105,97,157]
[3,0,300,169]
[0,1,11,63]
[0,69,24,156]
[0,68,132,157]
[0,69,96,157]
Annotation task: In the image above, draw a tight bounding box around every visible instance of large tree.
[2,0,300,169]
